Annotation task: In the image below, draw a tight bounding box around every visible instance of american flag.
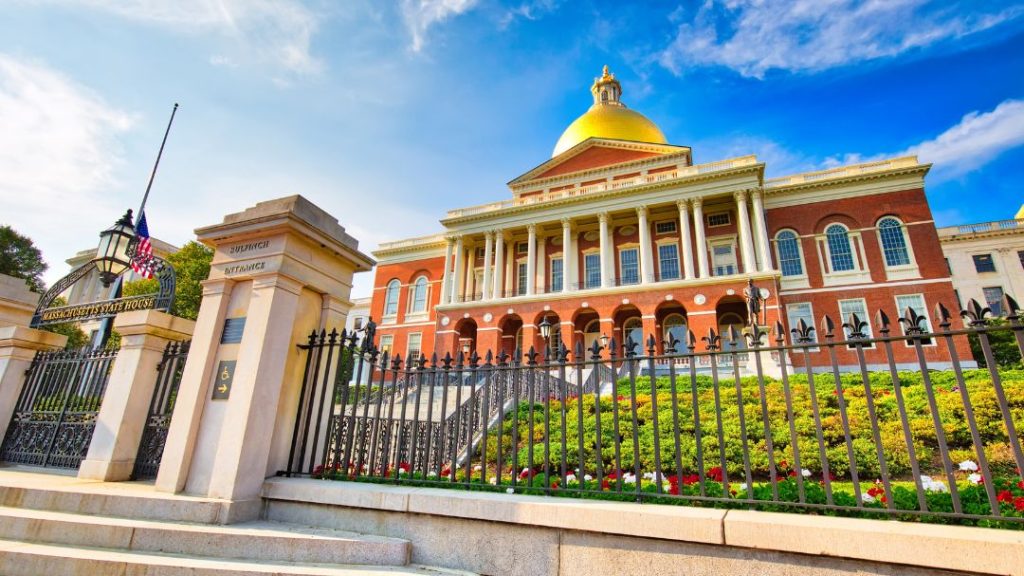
[130,212,157,279]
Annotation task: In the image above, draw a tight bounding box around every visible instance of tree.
[968,318,1023,369]
[123,240,212,321]
[0,225,47,292]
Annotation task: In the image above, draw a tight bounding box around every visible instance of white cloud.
[0,54,135,283]
[40,0,323,75]
[401,0,479,52]
[903,99,1024,180]
[498,0,561,29]
[660,0,1024,78]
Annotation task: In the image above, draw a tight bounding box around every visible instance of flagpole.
[135,102,179,227]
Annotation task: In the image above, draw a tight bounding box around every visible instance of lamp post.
[539,315,552,357]
[95,210,136,287]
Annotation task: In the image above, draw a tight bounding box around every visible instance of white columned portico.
[692,199,709,278]
[637,206,654,284]
[735,191,756,274]
[481,232,493,300]
[561,218,574,292]
[599,212,612,288]
[677,200,695,279]
[492,231,504,299]
[526,224,537,296]
[451,235,464,303]
[440,237,454,305]
[751,189,772,272]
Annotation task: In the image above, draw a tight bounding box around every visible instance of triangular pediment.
[509,138,690,187]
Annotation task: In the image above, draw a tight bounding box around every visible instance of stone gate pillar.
[155,196,373,519]
[78,310,194,481]
[0,274,66,440]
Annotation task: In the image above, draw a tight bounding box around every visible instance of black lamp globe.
[95,210,135,287]
[538,316,552,340]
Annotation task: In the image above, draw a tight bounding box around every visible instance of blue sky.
[1,0,1022,298]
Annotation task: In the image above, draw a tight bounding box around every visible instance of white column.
[505,239,515,295]
[637,206,654,284]
[599,212,612,288]
[492,231,504,299]
[463,247,474,300]
[526,224,537,296]
[536,232,546,293]
[561,218,574,292]
[692,199,709,278]
[735,190,756,274]
[751,189,772,272]
[481,232,493,300]
[451,235,464,303]
[440,237,454,305]
[678,200,694,280]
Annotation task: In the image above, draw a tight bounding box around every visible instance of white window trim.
[549,255,564,292]
[707,211,731,228]
[582,251,601,289]
[382,279,401,324]
[655,220,677,235]
[837,297,874,349]
[875,217,921,281]
[894,293,935,347]
[774,229,810,290]
[618,246,640,285]
[379,334,394,355]
[971,252,999,274]
[406,332,423,360]
[785,302,819,352]
[406,276,431,320]
[819,224,872,287]
[656,241,681,281]
[707,235,738,278]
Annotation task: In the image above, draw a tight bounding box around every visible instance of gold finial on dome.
[551,65,668,157]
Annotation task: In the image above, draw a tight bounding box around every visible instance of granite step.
[0,505,411,566]
[0,538,478,576]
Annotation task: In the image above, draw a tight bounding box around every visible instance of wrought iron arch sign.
[30,258,176,328]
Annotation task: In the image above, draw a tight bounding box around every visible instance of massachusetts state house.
[368,67,967,371]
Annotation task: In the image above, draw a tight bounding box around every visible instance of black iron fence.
[0,346,118,469]
[132,340,190,480]
[285,297,1024,525]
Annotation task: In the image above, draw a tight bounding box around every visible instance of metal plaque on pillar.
[212,360,236,400]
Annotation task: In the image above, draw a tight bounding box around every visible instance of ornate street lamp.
[599,333,609,349]
[538,316,552,340]
[95,210,136,287]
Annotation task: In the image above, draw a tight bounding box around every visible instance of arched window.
[775,230,803,277]
[663,314,688,351]
[718,312,746,348]
[878,218,910,267]
[825,224,855,272]
[409,276,428,313]
[623,317,643,351]
[383,279,400,316]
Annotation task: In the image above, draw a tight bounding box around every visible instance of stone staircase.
[0,468,476,575]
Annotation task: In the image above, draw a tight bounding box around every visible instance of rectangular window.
[707,212,730,227]
[475,247,485,258]
[786,302,818,350]
[517,262,528,295]
[354,317,364,330]
[380,334,393,356]
[973,254,996,273]
[658,244,680,281]
[407,333,422,362]
[838,298,873,346]
[619,248,639,285]
[516,242,528,255]
[712,243,737,276]
[551,258,563,292]
[896,294,933,345]
[655,221,677,234]
[584,253,601,289]
[984,286,1005,316]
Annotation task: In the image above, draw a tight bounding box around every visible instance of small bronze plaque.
[212,360,236,400]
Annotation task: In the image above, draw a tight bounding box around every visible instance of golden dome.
[552,65,667,157]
